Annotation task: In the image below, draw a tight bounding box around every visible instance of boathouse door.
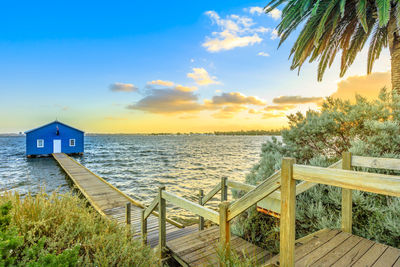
[53,140,61,153]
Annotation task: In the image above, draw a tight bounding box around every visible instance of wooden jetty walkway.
[53,152,400,266]
[52,153,196,248]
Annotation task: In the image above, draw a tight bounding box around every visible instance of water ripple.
[0,135,275,221]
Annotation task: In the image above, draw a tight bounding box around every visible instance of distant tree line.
[213,129,281,136]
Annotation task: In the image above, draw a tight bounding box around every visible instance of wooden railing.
[142,186,222,263]
[279,152,400,266]
[142,159,345,263]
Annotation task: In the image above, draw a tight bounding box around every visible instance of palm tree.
[266,0,400,93]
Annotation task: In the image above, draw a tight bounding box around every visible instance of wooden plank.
[267,229,341,265]
[372,246,400,266]
[352,155,400,171]
[280,157,296,267]
[143,196,158,220]
[201,182,221,205]
[311,235,363,266]
[342,152,352,233]
[295,159,343,196]
[227,174,280,221]
[295,228,330,244]
[352,243,388,267]
[296,231,351,265]
[162,191,219,224]
[293,164,400,197]
[332,238,375,266]
[227,171,281,200]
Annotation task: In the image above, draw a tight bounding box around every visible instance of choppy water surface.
[0,135,273,222]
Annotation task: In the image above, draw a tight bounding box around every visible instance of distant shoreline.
[0,130,283,137]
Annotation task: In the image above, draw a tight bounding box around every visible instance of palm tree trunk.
[390,38,400,94]
[389,21,400,94]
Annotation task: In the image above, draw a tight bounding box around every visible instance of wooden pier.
[52,153,196,248]
[53,152,400,266]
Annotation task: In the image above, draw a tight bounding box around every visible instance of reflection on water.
[0,135,274,222]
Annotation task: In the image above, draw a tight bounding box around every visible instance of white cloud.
[202,11,270,52]
[187,67,219,86]
[248,6,281,20]
[148,80,175,87]
[271,29,279,40]
[258,51,270,57]
[249,6,264,15]
[109,82,138,92]
[267,6,282,20]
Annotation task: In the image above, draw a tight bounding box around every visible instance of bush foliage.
[0,191,157,266]
[234,89,400,253]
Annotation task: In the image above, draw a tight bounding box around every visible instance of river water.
[0,135,273,222]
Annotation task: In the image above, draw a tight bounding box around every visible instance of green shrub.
[0,191,157,266]
[234,88,400,253]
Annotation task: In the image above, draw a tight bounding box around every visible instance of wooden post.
[219,201,230,251]
[198,189,204,231]
[141,209,147,246]
[342,152,352,233]
[280,158,296,267]
[221,177,228,201]
[125,202,131,225]
[158,186,166,263]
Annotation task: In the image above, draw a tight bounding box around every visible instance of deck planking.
[52,153,196,248]
[167,226,271,266]
[266,229,400,266]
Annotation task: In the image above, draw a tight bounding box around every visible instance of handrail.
[227,159,343,198]
[352,155,400,171]
[279,153,400,266]
[162,191,220,224]
[201,182,222,205]
[227,174,280,221]
[143,196,159,220]
[293,164,400,197]
[227,171,281,200]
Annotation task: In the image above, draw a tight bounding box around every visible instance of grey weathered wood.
[141,209,147,246]
[221,177,228,201]
[158,186,166,262]
[293,164,400,197]
[227,174,280,221]
[162,191,219,224]
[342,152,352,233]
[352,155,400,171]
[125,202,131,225]
[143,196,159,220]
[198,189,204,231]
[219,201,230,250]
[280,157,296,267]
[201,182,221,205]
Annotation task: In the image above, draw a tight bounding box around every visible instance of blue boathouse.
[25,120,84,157]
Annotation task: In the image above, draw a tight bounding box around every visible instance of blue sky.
[0,1,392,133]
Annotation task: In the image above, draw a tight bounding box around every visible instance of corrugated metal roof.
[25,120,84,134]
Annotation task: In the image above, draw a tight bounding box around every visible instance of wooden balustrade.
[201,182,221,205]
[279,154,400,266]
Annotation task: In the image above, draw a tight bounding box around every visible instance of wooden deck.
[267,229,400,266]
[52,153,197,248]
[167,226,271,266]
